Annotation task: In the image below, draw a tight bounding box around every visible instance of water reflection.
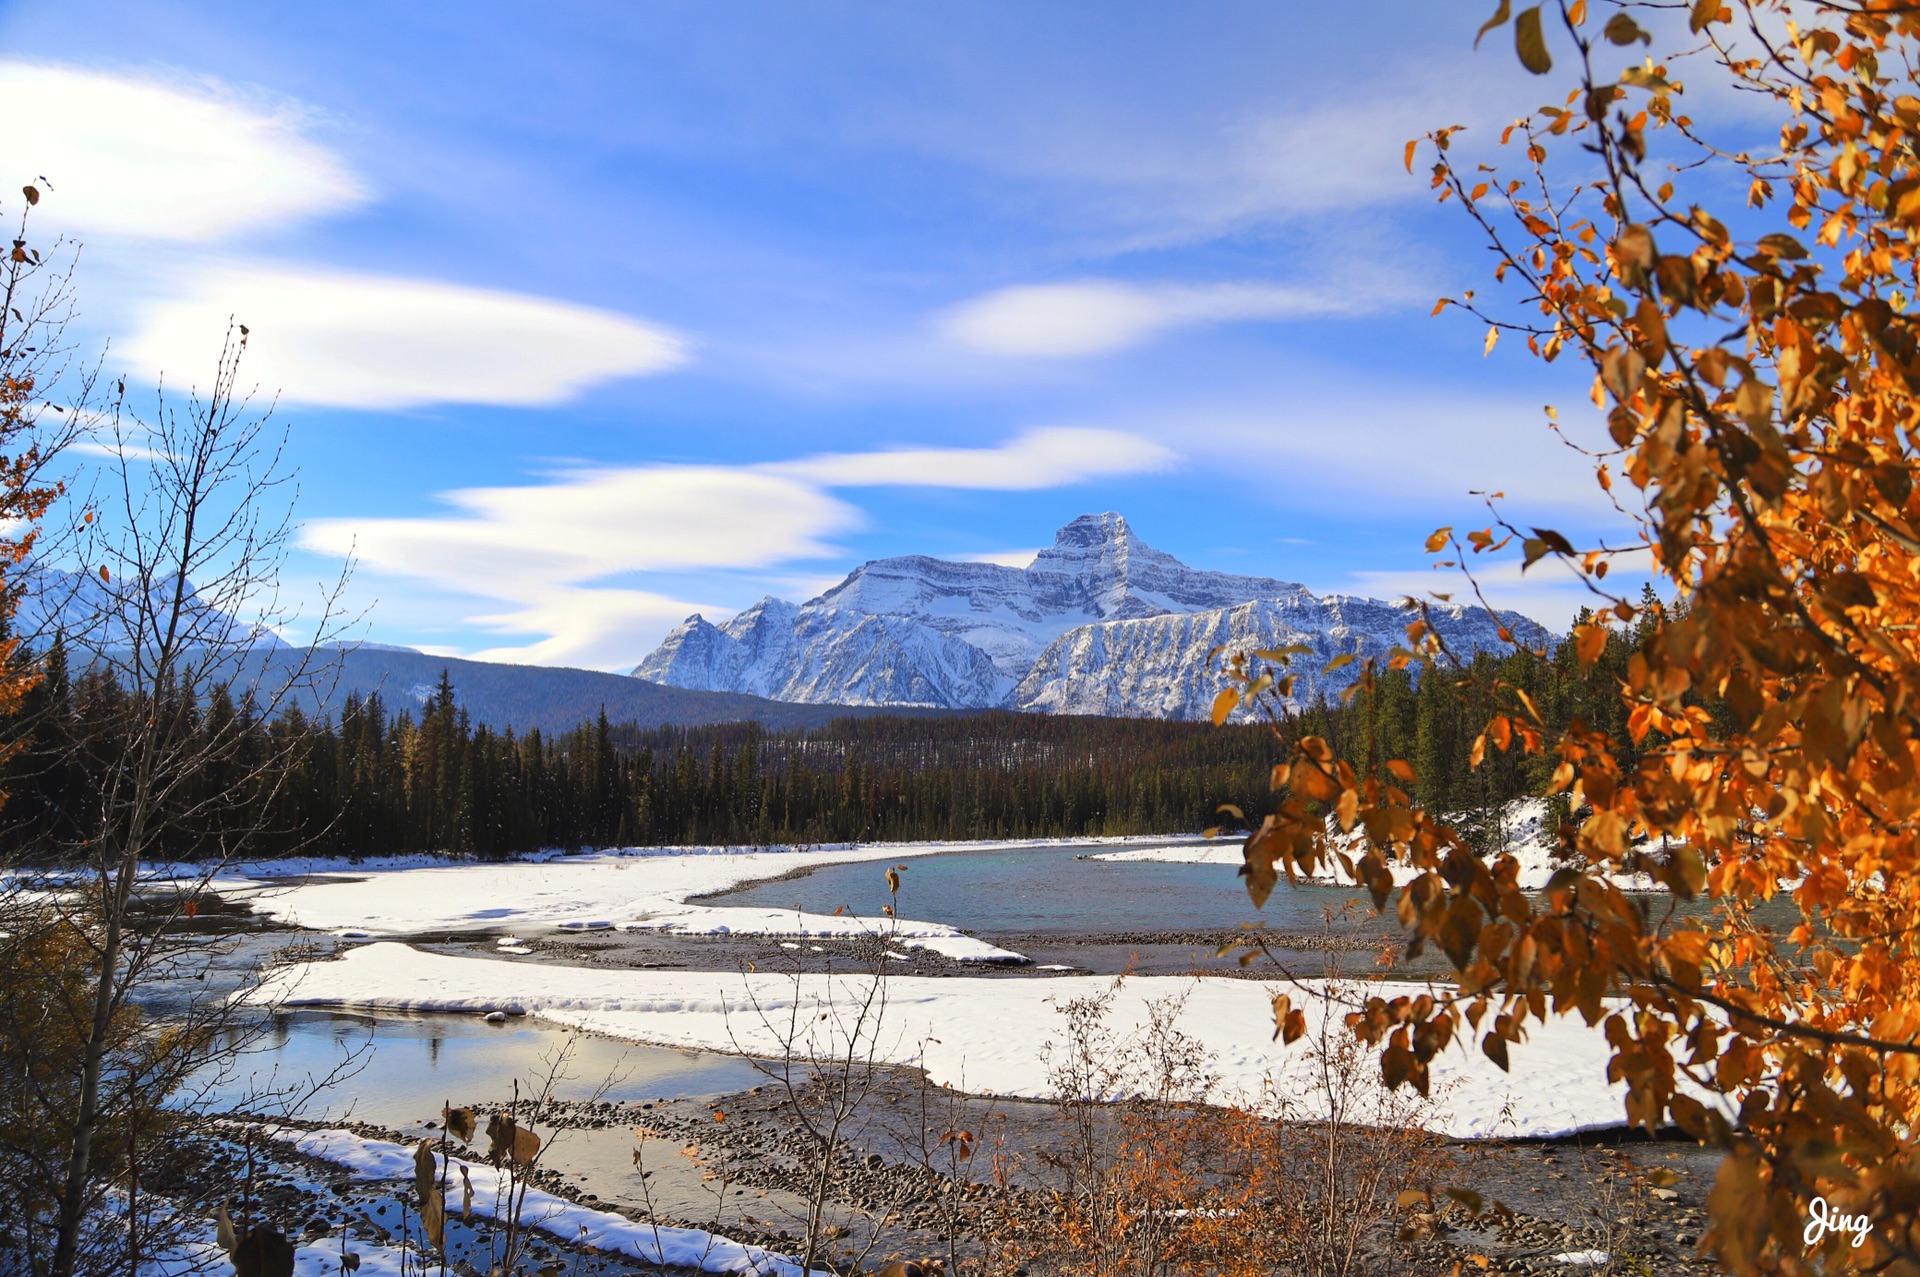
[188,1009,764,1128]
[715,842,1371,935]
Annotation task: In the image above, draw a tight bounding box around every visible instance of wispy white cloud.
[0,60,365,241]
[840,51,1515,249]
[5,60,688,411]
[304,465,855,593]
[301,427,1176,667]
[464,587,730,669]
[940,278,1396,359]
[126,264,688,410]
[68,437,173,462]
[1141,391,1624,520]
[771,426,1173,487]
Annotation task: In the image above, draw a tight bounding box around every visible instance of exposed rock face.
[633,513,1555,717]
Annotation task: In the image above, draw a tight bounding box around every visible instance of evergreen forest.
[0,604,1669,863]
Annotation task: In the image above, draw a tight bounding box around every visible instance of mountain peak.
[1030,512,1173,577]
[630,512,1556,717]
[1045,511,1133,552]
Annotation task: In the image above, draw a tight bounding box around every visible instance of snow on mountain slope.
[633,513,1555,718]
[1010,594,1552,719]
[635,598,1004,707]
[14,565,284,654]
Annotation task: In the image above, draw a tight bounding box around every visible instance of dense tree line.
[0,604,1669,863]
[1288,590,1688,848]
[0,654,1282,860]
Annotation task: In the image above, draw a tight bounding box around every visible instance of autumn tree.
[1218,2,1920,1272]
[0,186,81,742]
[0,188,97,1274]
[31,320,357,1277]
[0,182,353,1273]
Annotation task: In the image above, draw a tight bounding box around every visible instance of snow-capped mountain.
[633,513,1555,718]
[12,565,284,655]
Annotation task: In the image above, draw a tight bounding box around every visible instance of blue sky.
[1,2,1693,669]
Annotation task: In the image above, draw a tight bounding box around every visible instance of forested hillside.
[0,649,1279,859]
[1290,597,1676,845]
[0,608,1660,862]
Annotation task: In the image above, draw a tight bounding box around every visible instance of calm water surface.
[191,1009,764,1126]
[713,842,1374,935]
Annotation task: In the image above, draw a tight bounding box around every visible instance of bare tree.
[730,872,919,1274]
[0,300,354,1274]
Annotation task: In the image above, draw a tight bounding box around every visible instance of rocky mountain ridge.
[633,514,1555,720]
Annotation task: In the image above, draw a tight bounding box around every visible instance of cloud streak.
[0,60,364,241]
[771,426,1173,486]
[940,279,1391,358]
[127,265,688,409]
[7,60,688,410]
[301,427,1178,668]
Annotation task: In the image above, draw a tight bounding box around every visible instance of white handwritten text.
[1804,1196,1873,1250]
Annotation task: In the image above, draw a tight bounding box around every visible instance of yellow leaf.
[1601,346,1647,402]
[1574,622,1608,665]
[1474,0,1511,48]
[413,1139,437,1202]
[421,1184,446,1249]
[1688,0,1719,31]
[1514,6,1551,73]
[1602,13,1649,45]
[1425,526,1453,553]
[1210,686,1238,726]
[1404,138,1418,173]
[1734,377,1773,427]
[1613,223,1657,287]
[443,1106,475,1143]
[1483,325,1499,357]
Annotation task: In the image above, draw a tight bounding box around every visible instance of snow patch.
[274,1127,822,1276]
[227,840,1037,963]
[252,942,1713,1140]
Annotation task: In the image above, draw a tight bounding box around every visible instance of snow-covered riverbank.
[229,838,1221,963]
[254,941,1694,1140]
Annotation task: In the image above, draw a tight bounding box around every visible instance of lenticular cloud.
[126,265,689,409]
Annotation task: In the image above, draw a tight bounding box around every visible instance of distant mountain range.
[241,647,958,736]
[16,567,953,735]
[20,514,1556,732]
[633,513,1556,720]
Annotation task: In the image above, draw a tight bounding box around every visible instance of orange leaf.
[1573,622,1608,666]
